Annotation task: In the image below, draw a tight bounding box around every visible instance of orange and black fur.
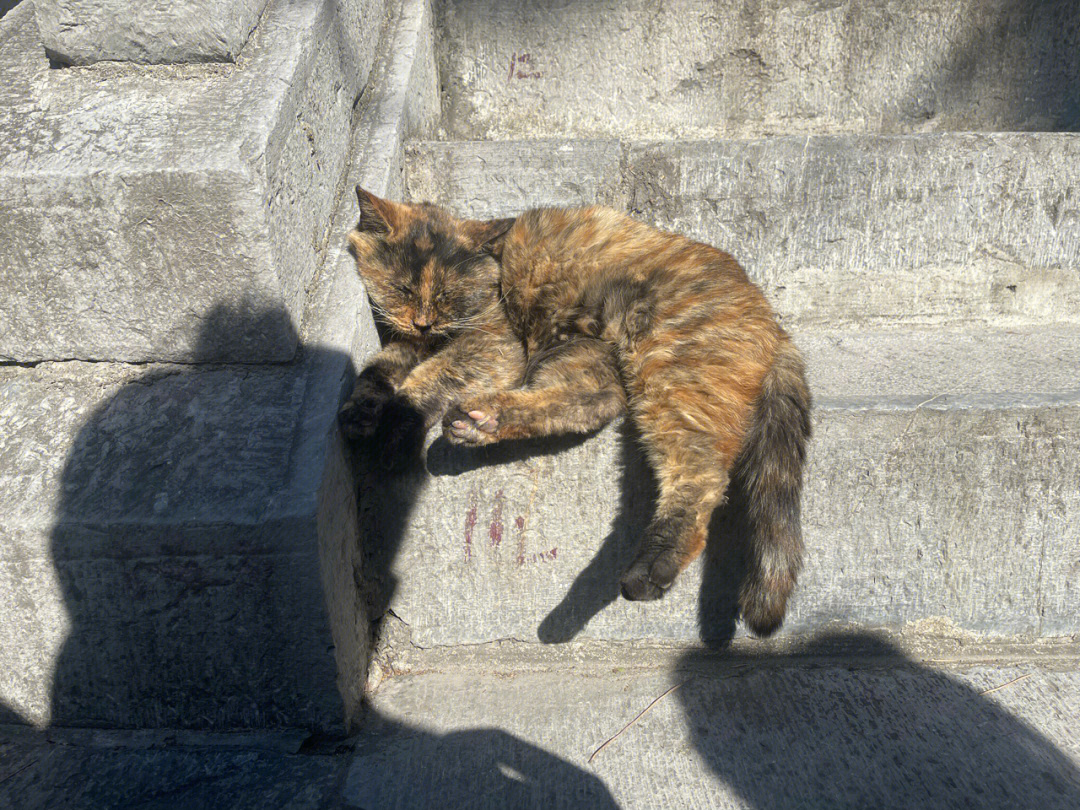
[341,190,812,636]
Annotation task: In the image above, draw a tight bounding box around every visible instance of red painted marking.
[515,515,526,565]
[464,490,478,561]
[524,547,559,564]
[489,489,505,547]
[508,51,542,81]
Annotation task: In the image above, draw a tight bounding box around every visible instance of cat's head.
[346,187,514,340]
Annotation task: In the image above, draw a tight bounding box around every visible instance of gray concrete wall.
[35,0,270,65]
[434,0,1080,140]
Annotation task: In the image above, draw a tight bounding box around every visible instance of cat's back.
[506,205,656,261]
[503,205,751,294]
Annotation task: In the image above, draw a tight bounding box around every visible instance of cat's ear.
[463,217,515,256]
[355,186,412,235]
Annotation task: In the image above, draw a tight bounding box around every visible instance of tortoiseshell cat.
[341,189,812,636]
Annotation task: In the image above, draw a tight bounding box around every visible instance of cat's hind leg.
[619,439,731,602]
[443,337,626,445]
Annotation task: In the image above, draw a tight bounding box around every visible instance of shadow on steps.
[674,633,1080,810]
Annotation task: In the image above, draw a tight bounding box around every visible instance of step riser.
[366,399,1080,648]
[435,0,1080,139]
[405,136,1080,331]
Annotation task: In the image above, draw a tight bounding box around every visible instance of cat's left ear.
[463,218,515,257]
[355,186,413,235]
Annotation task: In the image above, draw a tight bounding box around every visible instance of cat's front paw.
[443,401,501,446]
[339,375,395,439]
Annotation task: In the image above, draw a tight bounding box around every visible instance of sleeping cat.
[341,189,812,636]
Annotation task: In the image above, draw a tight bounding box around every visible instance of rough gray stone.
[357,328,1080,649]
[35,0,270,65]
[0,0,440,729]
[0,356,353,730]
[435,0,1080,139]
[0,726,344,810]
[347,652,1080,809]
[0,0,385,362]
[405,135,1080,331]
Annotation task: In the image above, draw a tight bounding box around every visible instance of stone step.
[0,0,383,363]
[0,0,440,731]
[346,644,1080,809]
[360,326,1080,653]
[433,0,1080,140]
[404,135,1080,331]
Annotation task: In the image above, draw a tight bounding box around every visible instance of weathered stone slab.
[0,0,438,730]
[405,135,1080,330]
[360,329,1080,648]
[348,655,1080,809]
[35,0,270,65]
[0,726,344,810]
[435,0,1080,139]
[0,351,359,730]
[0,0,384,362]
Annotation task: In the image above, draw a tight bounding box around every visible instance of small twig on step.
[980,673,1032,695]
[588,681,684,764]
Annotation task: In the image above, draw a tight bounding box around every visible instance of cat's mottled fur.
[341,189,812,636]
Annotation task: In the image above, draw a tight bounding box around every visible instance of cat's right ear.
[355,186,412,235]
[463,217,515,257]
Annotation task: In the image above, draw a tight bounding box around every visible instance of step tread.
[404,135,1080,333]
[347,652,1080,809]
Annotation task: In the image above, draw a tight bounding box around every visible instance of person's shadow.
[0,302,616,808]
[674,633,1080,809]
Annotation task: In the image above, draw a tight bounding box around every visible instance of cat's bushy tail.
[732,334,812,637]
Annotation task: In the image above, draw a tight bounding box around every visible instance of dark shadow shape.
[350,712,619,809]
[43,305,331,730]
[537,420,746,648]
[676,633,1080,810]
[0,0,23,22]
[426,429,597,476]
[536,422,655,643]
[903,0,1080,132]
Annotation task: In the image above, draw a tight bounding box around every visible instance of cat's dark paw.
[620,565,666,601]
[374,397,426,471]
[620,550,681,601]
[443,402,500,447]
[339,375,395,439]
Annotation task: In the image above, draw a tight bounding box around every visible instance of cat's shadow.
[536,421,746,647]
[426,430,597,476]
[428,418,745,648]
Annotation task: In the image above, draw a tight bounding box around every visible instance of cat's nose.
[413,317,433,333]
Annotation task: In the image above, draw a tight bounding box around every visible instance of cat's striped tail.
[732,334,813,637]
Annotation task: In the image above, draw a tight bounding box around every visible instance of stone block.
[0,0,385,362]
[35,0,270,65]
[435,0,1080,139]
[360,329,1080,648]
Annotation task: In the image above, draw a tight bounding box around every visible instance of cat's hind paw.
[443,404,500,446]
[620,549,681,602]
